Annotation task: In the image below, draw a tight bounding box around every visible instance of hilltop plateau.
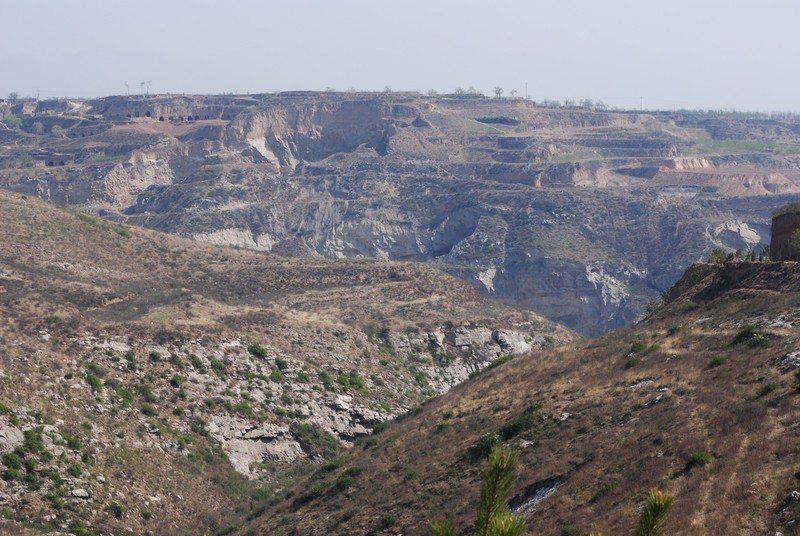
[0,189,571,535]
[2,92,799,335]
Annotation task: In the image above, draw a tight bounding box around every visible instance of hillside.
[2,93,800,335]
[0,189,572,535]
[261,260,800,535]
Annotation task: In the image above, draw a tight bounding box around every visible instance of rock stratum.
[2,92,800,334]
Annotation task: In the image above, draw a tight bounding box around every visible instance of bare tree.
[510,89,517,98]
[493,86,504,98]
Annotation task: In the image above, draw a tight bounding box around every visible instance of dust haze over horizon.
[4,0,799,113]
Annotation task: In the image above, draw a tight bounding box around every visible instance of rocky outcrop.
[0,418,23,453]
[208,417,304,474]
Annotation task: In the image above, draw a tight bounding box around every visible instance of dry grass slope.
[263,261,800,535]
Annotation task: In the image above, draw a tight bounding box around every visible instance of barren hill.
[0,189,571,535]
[262,260,800,536]
[2,93,800,335]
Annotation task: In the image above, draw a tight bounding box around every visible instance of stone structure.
[771,204,800,260]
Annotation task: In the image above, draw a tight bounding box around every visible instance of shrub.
[709,355,728,368]
[469,432,502,462]
[757,382,779,397]
[62,434,81,450]
[707,248,728,264]
[67,463,82,477]
[108,502,125,519]
[247,343,267,358]
[293,423,337,458]
[86,373,103,393]
[591,480,619,502]
[149,351,161,362]
[2,452,21,470]
[629,342,648,354]
[269,370,283,382]
[498,403,542,441]
[667,324,684,336]
[140,404,157,416]
[208,356,225,373]
[685,451,712,471]
[732,325,771,348]
[23,429,45,454]
[275,358,289,370]
[169,374,184,388]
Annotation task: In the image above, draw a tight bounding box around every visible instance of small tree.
[32,122,44,135]
[432,444,525,536]
[8,92,19,102]
[494,86,504,98]
[4,113,21,130]
[51,125,64,138]
[707,247,728,264]
[510,89,517,98]
[632,489,674,536]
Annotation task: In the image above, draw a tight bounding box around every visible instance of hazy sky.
[4,0,799,112]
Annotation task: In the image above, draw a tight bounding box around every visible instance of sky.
[3,0,799,112]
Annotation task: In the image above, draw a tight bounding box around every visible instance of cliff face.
[1,93,798,335]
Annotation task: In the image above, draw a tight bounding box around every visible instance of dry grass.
[263,261,800,535]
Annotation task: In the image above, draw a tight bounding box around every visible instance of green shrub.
[732,325,771,348]
[469,432,502,462]
[247,343,267,358]
[293,423,337,459]
[67,463,82,477]
[707,248,728,264]
[86,373,103,393]
[208,356,225,373]
[108,502,125,519]
[591,480,619,502]
[685,451,712,471]
[709,355,728,367]
[269,370,283,382]
[2,452,21,470]
[625,357,639,369]
[275,358,289,370]
[140,404,157,416]
[62,434,81,451]
[189,354,206,372]
[629,342,648,354]
[758,382,779,397]
[149,351,161,362]
[498,403,542,441]
[667,324,684,336]
[23,429,45,454]
[169,374,184,388]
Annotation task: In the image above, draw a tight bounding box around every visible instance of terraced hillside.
[2,93,800,334]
